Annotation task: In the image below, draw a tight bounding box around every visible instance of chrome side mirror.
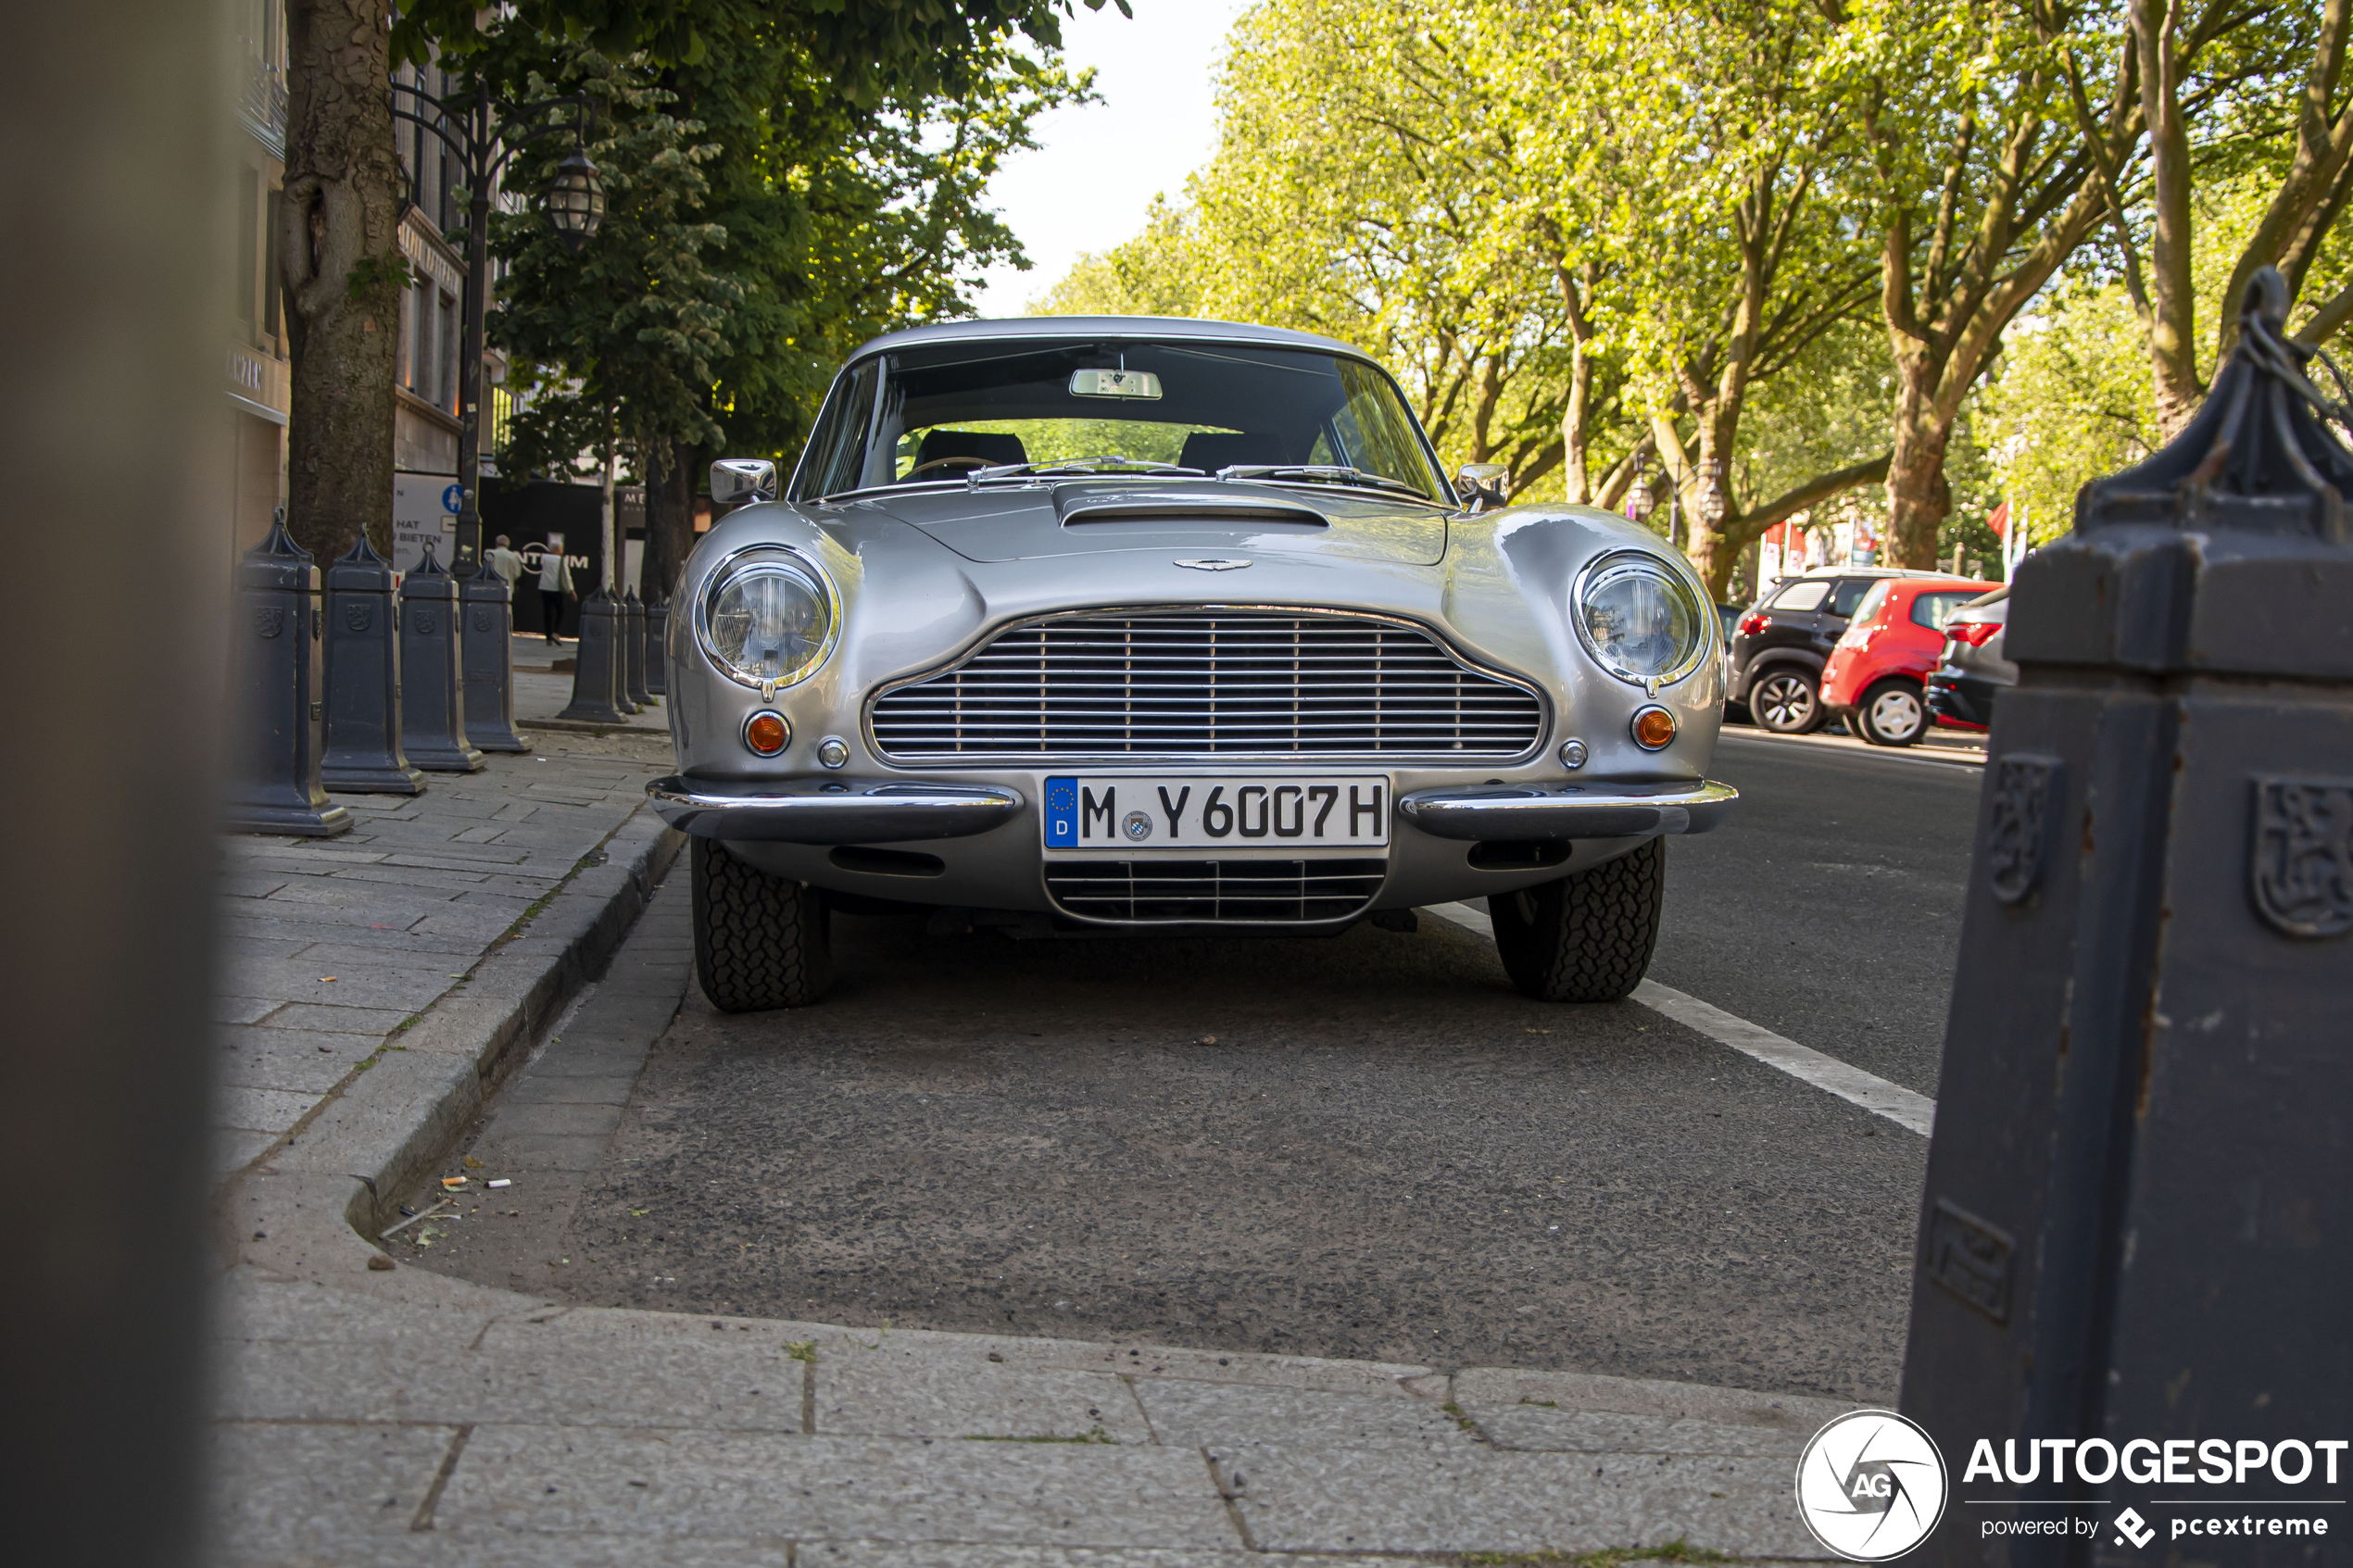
[1455,462,1508,511]
[711,458,778,508]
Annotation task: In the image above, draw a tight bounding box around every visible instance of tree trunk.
[279,0,400,561]
[643,436,698,605]
[1886,365,1953,568]
[2134,0,2204,437]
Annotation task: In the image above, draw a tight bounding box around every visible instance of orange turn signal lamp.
[744,710,789,756]
[1630,705,1678,750]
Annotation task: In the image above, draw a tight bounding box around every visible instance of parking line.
[1422,901,1937,1136]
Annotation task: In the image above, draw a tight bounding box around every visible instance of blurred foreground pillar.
[1900,270,2352,1565]
[0,2,220,1562]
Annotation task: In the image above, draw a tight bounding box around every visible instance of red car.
[1820,574,1999,746]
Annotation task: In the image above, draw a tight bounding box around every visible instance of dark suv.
[1727,569,1909,734]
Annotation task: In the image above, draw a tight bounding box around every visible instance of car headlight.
[697,548,838,694]
[1574,551,1708,687]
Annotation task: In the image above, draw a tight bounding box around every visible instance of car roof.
[845,314,1370,363]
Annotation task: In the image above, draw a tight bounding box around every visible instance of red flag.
[1988,501,2011,538]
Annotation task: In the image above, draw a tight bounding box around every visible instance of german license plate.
[1042,775,1390,850]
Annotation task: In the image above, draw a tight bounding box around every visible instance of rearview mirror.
[1456,462,1507,511]
[1069,369,1163,400]
[711,458,777,508]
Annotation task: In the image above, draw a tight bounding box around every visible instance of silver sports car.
[650,317,1736,1011]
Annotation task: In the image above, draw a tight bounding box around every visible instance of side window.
[1770,580,1831,612]
[1830,578,1878,617]
[1850,580,1894,624]
[1911,592,1976,632]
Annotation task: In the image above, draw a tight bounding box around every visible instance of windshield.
[789,336,1451,504]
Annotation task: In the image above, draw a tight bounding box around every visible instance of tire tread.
[691,837,833,1012]
[1488,837,1666,1002]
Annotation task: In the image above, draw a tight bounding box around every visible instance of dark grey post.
[1898,269,2353,1562]
[623,583,653,707]
[321,535,425,795]
[223,520,352,836]
[558,585,632,722]
[460,564,532,752]
[398,547,485,772]
[644,590,669,696]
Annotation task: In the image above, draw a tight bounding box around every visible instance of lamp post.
[389,76,603,750]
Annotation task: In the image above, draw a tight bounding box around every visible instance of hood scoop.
[1058,495,1327,530]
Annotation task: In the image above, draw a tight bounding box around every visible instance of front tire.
[1488,836,1666,1002]
[1750,669,1825,734]
[691,837,833,1012]
[1855,679,1930,746]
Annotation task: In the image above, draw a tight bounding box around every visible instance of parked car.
[1820,573,2000,746]
[1725,569,1912,734]
[650,316,1738,1011]
[1926,586,2013,730]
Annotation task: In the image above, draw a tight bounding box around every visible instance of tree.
[278,0,407,560]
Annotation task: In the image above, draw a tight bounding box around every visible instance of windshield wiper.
[1214,463,1428,498]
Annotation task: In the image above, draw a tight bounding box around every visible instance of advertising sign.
[392,472,459,573]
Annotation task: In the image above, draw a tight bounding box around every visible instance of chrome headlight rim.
[1571,548,1712,690]
[693,543,842,696]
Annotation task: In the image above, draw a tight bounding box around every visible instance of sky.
[967,0,1254,320]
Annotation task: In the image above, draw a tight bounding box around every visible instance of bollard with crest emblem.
[643,589,669,697]
[223,517,351,836]
[459,560,532,753]
[321,535,425,795]
[397,546,486,772]
[623,584,653,708]
[1898,269,2352,1564]
[556,585,632,723]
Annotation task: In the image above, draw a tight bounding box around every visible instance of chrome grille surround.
[867,608,1546,763]
[1044,856,1389,924]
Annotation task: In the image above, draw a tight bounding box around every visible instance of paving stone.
[1130,1380,1476,1453]
[800,1549,1396,1568]
[1449,1367,1853,1436]
[218,1029,366,1095]
[434,1425,1239,1547]
[469,1133,610,1172]
[220,919,492,956]
[502,1073,640,1108]
[218,1084,325,1136]
[220,872,291,899]
[256,1003,416,1035]
[454,825,512,844]
[1207,1441,1814,1556]
[212,1126,278,1175]
[483,1101,626,1140]
[205,1421,458,1559]
[321,863,496,892]
[1466,1403,1812,1457]
[816,1351,1148,1444]
[218,960,460,1013]
[215,995,283,1025]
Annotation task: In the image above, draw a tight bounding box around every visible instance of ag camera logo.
[1796,1410,1949,1561]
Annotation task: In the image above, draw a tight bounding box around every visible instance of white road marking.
[1422,901,1937,1136]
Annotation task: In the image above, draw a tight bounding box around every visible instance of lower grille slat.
[871,612,1542,760]
[1045,857,1388,923]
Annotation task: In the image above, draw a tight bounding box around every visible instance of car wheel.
[1487,836,1665,1003]
[691,837,833,1012]
[1750,670,1824,734]
[1856,680,1930,746]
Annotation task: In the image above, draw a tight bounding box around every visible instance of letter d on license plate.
[1043,775,1390,850]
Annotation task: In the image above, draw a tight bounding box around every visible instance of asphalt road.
[415,737,1981,1404]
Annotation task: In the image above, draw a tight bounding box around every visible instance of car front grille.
[1044,856,1388,923]
[869,612,1543,761]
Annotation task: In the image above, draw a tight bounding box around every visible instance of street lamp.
[543,149,606,255]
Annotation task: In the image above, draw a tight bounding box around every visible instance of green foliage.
[344,250,419,304]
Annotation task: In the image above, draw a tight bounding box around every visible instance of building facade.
[226,0,292,568]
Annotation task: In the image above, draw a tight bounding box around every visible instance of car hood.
[838,477,1451,567]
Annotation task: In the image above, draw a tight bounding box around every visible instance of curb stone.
[227,802,683,1249]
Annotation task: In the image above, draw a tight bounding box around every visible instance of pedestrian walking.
[484,534,525,601]
[535,535,573,643]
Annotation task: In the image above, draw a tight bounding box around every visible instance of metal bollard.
[623,584,653,708]
[459,562,532,753]
[397,546,485,772]
[643,590,669,696]
[1898,269,2353,1557]
[223,518,351,836]
[321,535,424,795]
[557,586,632,723]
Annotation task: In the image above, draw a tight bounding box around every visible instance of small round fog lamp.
[1630,706,1678,750]
[816,735,849,770]
[1559,737,1589,770]
[744,711,789,756]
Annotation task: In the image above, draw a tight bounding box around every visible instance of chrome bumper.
[1396,779,1737,840]
[647,776,1026,843]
